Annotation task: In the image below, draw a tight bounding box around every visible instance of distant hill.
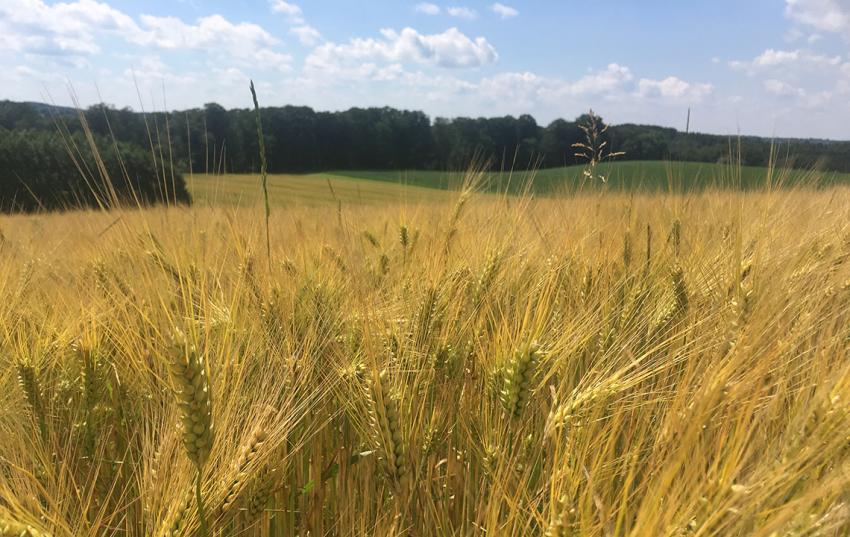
[18,101,77,116]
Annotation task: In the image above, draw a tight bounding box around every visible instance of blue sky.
[2,0,850,139]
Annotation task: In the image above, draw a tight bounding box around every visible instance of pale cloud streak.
[764,78,807,97]
[269,0,304,22]
[490,3,519,19]
[729,48,842,72]
[291,25,322,46]
[415,3,441,15]
[447,6,478,20]
[637,76,714,101]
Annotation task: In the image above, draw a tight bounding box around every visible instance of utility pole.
[685,107,691,134]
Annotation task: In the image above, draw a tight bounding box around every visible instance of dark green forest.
[0,127,189,213]
[1,99,849,211]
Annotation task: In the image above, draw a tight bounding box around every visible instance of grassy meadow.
[2,169,850,536]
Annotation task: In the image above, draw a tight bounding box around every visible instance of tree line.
[0,124,189,213]
[1,99,849,211]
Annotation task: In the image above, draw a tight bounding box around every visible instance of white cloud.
[270,0,304,22]
[305,27,497,73]
[0,0,142,55]
[490,3,519,18]
[270,0,300,15]
[753,48,803,66]
[785,0,850,33]
[412,64,702,114]
[131,14,292,71]
[447,6,478,19]
[0,1,292,71]
[764,78,807,97]
[637,76,714,101]
[727,42,850,114]
[291,24,322,46]
[415,3,441,15]
[378,65,711,121]
[565,63,634,96]
[122,54,197,86]
[729,48,842,72]
[135,14,278,50]
[248,48,294,71]
[477,71,541,107]
[271,1,318,48]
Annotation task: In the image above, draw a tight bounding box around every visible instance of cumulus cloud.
[134,14,277,50]
[785,0,850,33]
[0,0,141,55]
[291,24,322,46]
[490,3,519,18]
[447,6,478,19]
[637,76,714,101]
[0,0,293,70]
[131,14,291,70]
[407,64,706,113]
[269,0,303,22]
[568,64,634,96]
[415,2,441,15]
[305,27,498,74]
[300,48,716,122]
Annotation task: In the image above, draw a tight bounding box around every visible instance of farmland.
[4,0,850,533]
[186,161,850,208]
[2,173,850,535]
[331,160,850,192]
[186,172,452,207]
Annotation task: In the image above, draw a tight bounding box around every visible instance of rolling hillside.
[188,161,850,207]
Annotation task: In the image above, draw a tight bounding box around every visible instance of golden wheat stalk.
[219,424,268,518]
[166,335,214,537]
[0,517,51,537]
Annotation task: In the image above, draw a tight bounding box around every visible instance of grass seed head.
[167,337,214,469]
[219,424,268,517]
[501,343,541,418]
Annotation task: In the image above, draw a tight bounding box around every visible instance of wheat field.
[1,178,849,536]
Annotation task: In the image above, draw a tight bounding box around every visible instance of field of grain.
[186,161,850,208]
[331,160,850,193]
[188,173,452,207]
[1,178,850,536]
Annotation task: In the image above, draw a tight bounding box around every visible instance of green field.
[333,160,850,193]
[188,161,850,207]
